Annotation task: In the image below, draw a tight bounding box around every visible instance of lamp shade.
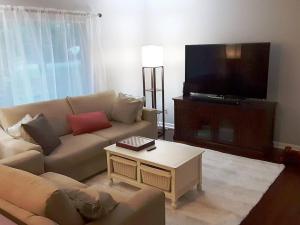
[142,45,164,67]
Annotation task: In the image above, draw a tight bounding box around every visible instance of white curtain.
[0,6,107,107]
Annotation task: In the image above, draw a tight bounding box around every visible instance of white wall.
[98,0,145,96]
[144,0,300,146]
[1,0,300,146]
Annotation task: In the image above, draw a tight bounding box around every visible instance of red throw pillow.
[68,111,112,135]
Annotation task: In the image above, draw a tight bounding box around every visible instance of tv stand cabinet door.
[174,100,215,143]
[214,105,241,145]
[238,106,275,153]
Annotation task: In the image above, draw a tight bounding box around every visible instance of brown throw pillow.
[22,114,61,155]
[63,187,118,221]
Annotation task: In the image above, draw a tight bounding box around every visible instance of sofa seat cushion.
[0,150,44,175]
[41,172,88,190]
[92,121,154,144]
[45,134,110,180]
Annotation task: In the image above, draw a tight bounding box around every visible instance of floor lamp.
[142,45,165,137]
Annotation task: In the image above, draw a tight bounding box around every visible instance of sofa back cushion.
[111,95,144,124]
[67,90,116,119]
[0,165,84,225]
[0,99,73,137]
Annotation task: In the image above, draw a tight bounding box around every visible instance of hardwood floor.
[160,128,300,225]
[241,166,300,225]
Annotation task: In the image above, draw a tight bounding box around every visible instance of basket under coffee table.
[104,139,205,208]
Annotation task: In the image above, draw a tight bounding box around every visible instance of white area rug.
[86,149,284,225]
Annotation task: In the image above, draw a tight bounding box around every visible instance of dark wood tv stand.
[173,96,277,159]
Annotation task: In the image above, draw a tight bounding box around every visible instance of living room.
[0,0,299,225]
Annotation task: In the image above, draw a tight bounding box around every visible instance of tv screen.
[185,43,270,99]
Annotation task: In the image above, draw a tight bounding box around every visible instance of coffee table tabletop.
[105,139,204,169]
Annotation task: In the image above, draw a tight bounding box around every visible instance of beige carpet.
[86,149,284,225]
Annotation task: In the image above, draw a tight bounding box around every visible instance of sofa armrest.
[142,108,158,139]
[0,150,44,175]
[88,188,165,225]
[142,108,157,124]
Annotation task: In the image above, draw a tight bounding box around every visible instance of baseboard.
[273,142,300,150]
[158,122,174,129]
[158,122,300,150]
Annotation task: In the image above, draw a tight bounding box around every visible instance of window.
[0,7,106,107]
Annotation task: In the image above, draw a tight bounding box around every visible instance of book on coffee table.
[116,136,155,151]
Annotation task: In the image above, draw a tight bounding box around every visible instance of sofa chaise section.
[45,133,110,181]
[0,150,44,175]
[0,127,44,174]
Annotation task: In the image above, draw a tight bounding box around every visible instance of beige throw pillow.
[111,94,144,124]
[63,187,118,221]
[119,93,145,121]
[6,114,38,144]
[7,114,32,138]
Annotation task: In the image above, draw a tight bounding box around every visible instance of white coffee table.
[105,139,205,208]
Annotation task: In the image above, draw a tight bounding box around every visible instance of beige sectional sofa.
[0,164,165,225]
[0,90,158,180]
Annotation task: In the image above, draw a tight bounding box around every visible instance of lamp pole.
[142,45,165,137]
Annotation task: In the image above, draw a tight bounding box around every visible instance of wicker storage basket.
[141,164,171,192]
[111,156,137,180]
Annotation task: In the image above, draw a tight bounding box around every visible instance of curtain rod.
[0,5,102,18]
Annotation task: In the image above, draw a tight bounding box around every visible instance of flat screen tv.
[185,43,270,99]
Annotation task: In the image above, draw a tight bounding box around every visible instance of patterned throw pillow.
[63,187,118,221]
